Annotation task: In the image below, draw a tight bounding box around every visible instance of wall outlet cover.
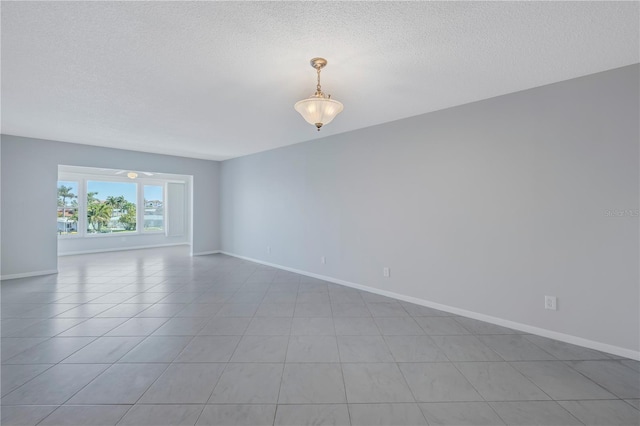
[545,295,557,310]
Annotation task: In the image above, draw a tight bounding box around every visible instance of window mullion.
[164,182,168,237]
[137,182,143,234]
[79,179,86,237]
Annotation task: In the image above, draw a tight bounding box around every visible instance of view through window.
[57,181,78,235]
[57,169,174,237]
[144,185,164,231]
[86,181,137,233]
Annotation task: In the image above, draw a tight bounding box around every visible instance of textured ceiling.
[2,1,638,161]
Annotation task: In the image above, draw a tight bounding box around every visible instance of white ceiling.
[2,2,638,161]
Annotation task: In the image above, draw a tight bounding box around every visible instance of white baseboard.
[58,243,189,256]
[221,251,640,361]
[192,250,221,256]
[1,269,58,281]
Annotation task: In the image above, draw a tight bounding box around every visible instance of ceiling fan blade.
[142,172,154,176]
[114,170,126,175]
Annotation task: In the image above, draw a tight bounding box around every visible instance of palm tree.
[57,185,76,223]
[119,202,137,231]
[87,203,112,232]
[105,195,126,214]
[87,191,99,205]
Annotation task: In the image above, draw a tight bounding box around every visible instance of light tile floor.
[1,246,638,426]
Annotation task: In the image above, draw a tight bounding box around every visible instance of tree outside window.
[57,181,78,235]
[86,181,137,233]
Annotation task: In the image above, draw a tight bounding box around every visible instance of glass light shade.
[127,172,138,179]
[294,96,344,128]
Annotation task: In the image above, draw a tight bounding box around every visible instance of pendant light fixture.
[294,58,344,131]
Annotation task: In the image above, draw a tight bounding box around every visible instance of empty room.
[1,2,638,426]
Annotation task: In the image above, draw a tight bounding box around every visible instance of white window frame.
[142,183,166,234]
[58,172,174,239]
[56,179,81,238]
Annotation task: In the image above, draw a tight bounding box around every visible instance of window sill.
[59,230,167,239]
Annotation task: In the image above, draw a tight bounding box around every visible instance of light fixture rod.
[310,57,327,97]
[316,68,322,96]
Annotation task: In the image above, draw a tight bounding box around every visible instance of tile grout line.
[3,250,638,425]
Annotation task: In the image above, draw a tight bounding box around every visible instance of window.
[57,166,185,239]
[144,185,164,232]
[57,181,78,235]
[86,181,137,234]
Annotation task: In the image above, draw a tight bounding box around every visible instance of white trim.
[83,231,139,239]
[61,171,183,185]
[221,251,640,361]
[192,250,221,256]
[188,175,194,247]
[1,269,58,280]
[58,243,189,256]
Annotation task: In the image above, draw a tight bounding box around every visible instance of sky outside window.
[58,181,78,197]
[144,185,163,201]
[87,181,137,202]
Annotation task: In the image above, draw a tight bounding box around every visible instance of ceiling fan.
[98,168,155,179]
[113,170,154,176]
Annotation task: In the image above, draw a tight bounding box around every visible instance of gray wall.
[1,136,220,277]
[220,65,639,354]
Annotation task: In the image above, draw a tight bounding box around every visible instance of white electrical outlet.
[267,246,271,254]
[383,267,390,278]
[321,256,326,264]
[545,296,557,310]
